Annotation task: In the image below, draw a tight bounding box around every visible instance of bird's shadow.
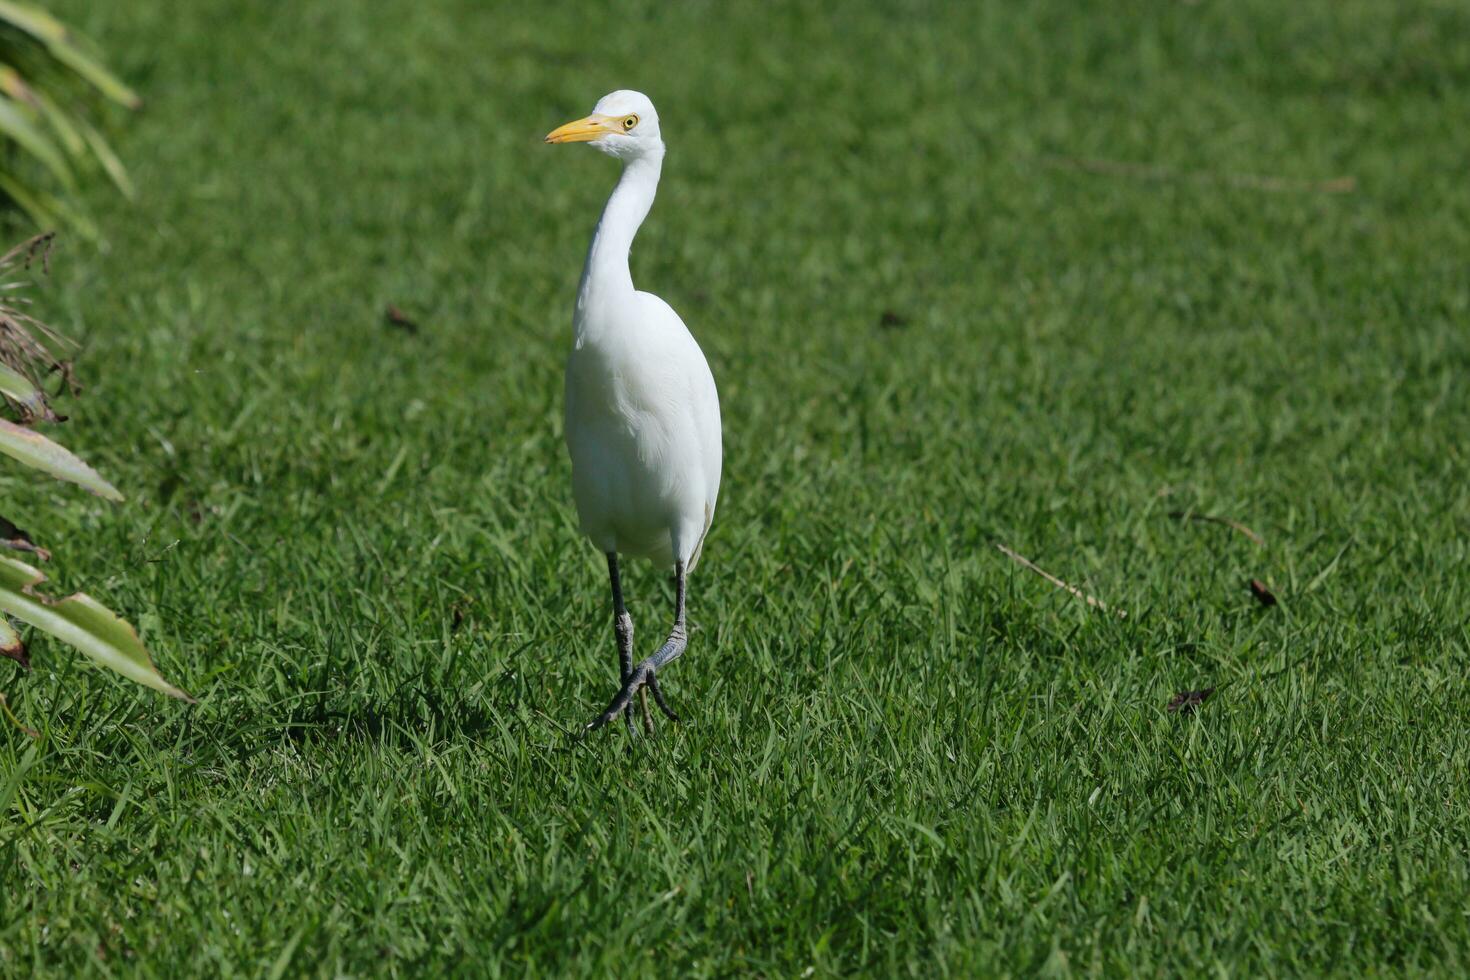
[277,683,505,749]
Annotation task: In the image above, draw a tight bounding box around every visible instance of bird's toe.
[585,665,654,733]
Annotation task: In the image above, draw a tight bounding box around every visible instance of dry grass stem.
[995,543,1126,618]
[1167,510,1266,546]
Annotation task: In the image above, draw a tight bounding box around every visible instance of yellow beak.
[544,114,619,144]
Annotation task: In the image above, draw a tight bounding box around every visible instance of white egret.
[545,91,722,735]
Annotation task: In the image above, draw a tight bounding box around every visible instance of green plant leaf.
[0,170,57,227]
[27,84,88,158]
[0,613,26,668]
[0,173,95,238]
[18,87,134,199]
[0,362,49,419]
[76,117,133,199]
[0,1,140,108]
[0,93,74,189]
[0,417,121,500]
[0,12,133,232]
[0,0,64,36]
[0,556,191,700]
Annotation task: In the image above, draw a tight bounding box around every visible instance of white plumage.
[546,90,721,733]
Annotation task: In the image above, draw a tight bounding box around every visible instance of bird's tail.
[685,502,714,573]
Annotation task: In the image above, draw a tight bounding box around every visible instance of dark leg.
[586,559,687,731]
[607,552,637,737]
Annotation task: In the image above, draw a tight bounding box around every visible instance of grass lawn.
[3,0,1469,973]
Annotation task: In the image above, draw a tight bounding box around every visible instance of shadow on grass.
[280,685,504,746]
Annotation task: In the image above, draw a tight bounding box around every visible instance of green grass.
[2,0,1468,974]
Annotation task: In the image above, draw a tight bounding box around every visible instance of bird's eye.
[623,115,638,130]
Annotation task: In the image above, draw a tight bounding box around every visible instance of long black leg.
[586,559,687,731]
[607,552,637,737]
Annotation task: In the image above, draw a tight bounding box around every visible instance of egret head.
[545,90,662,160]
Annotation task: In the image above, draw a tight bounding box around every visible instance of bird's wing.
[633,291,723,571]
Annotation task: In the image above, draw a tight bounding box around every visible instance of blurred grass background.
[2,0,1468,973]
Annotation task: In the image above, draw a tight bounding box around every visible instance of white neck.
[576,146,664,324]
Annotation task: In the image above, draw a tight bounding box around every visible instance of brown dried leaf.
[0,514,49,562]
[385,304,420,334]
[0,233,81,414]
[0,232,54,272]
[1166,688,1214,714]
